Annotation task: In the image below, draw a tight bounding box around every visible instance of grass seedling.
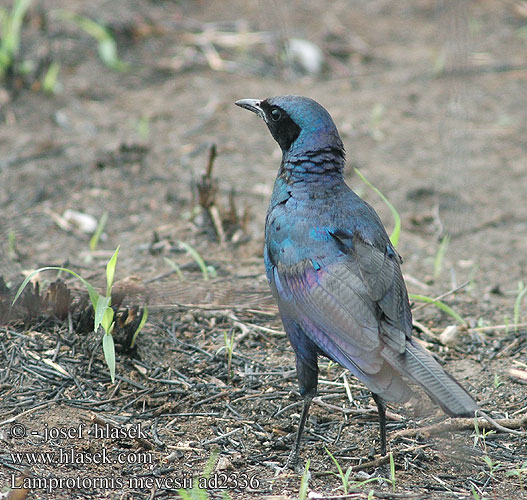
[0,0,33,80]
[42,60,60,94]
[354,168,400,248]
[482,455,502,477]
[59,11,129,71]
[325,447,383,494]
[470,484,487,500]
[433,234,450,279]
[298,458,310,500]
[177,449,231,500]
[90,211,108,251]
[506,461,527,491]
[178,241,216,280]
[13,247,146,383]
[409,293,465,324]
[504,316,510,335]
[513,281,527,332]
[325,447,353,494]
[164,257,185,281]
[472,417,495,455]
[389,451,396,492]
[493,373,503,390]
[130,303,148,349]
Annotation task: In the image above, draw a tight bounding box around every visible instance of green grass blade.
[299,458,311,500]
[106,246,120,296]
[102,332,116,383]
[90,211,108,251]
[42,60,60,94]
[130,304,148,348]
[4,0,32,58]
[12,266,99,309]
[164,257,184,281]
[409,293,466,324]
[58,11,129,71]
[202,449,220,479]
[94,295,111,332]
[178,241,209,280]
[101,305,114,334]
[389,451,396,492]
[325,446,347,493]
[354,168,401,247]
[58,11,108,41]
[98,37,128,71]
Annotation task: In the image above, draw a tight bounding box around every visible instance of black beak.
[235,98,264,119]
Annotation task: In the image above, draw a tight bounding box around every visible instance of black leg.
[286,394,313,470]
[371,392,387,456]
[282,333,319,471]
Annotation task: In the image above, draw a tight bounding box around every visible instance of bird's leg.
[284,351,318,471]
[285,394,313,470]
[371,392,387,455]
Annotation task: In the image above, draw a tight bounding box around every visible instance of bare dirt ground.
[1,1,526,499]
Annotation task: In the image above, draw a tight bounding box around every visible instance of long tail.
[381,339,478,417]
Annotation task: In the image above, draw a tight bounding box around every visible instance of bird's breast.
[265,197,337,270]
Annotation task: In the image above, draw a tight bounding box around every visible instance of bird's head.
[235,95,344,160]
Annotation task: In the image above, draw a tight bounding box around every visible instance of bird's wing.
[271,229,412,374]
[273,256,382,375]
[331,229,413,351]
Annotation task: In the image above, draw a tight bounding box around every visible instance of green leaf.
[12,266,99,309]
[409,294,466,325]
[94,295,111,332]
[298,458,311,500]
[130,304,148,348]
[42,60,60,94]
[178,241,209,280]
[164,257,184,281]
[389,451,396,492]
[58,11,129,71]
[98,37,116,62]
[59,11,108,41]
[101,306,114,334]
[325,446,347,493]
[202,448,220,479]
[354,168,401,248]
[106,246,120,296]
[3,0,32,59]
[102,332,116,383]
[176,491,192,500]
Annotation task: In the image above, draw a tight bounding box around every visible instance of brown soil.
[1,1,526,499]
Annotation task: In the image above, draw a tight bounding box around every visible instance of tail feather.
[381,339,478,417]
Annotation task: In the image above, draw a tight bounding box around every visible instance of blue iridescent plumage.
[236,95,478,469]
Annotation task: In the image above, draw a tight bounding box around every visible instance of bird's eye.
[270,108,282,121]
